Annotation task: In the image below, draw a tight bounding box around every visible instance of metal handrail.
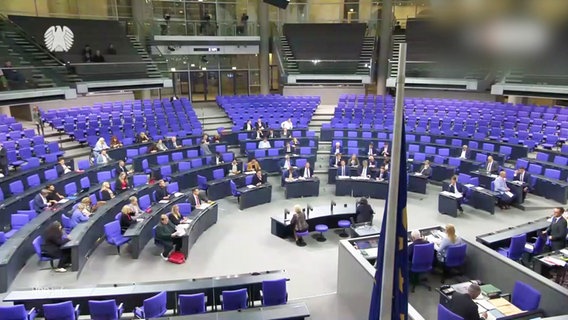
[270,22,287,76]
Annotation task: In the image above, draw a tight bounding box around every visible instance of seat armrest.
[27,307,37,320]
[134,307,144,319]
[74,304,80,318]
[117,303,124,317]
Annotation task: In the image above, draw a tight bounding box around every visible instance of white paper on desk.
[136,218,144,222]
[159,200,169,204]
[173,224,188,237]
[58,198,70,204]
[560,249,568,256]
[542,257,567,267]
[415,172,422,176]
[475,187,484,191]
[196,203,210,210]
[174,192,184,197]
[505,191,514,198]
[485,312,497,320]
[477,299,496,311]
[464,184,474,188]
[246,185,256,189]
[245,171,255,175]
[524,243,534,251]
[490,174,498,178]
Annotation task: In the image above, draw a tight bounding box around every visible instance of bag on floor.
[168,251,185,264]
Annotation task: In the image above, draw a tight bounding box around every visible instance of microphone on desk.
[284,209,290,221]
[306,205,313,219]
[330,201,336,214]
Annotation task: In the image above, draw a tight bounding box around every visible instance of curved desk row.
[107,133,204,160]
[171,162,237,190]
[335,177,389,199]
[257,155,316,174]
[149,153,235,181]
[206,171,266,201]
[222,128,309,145]
[239,137,318,155]
[320,128,528,160]
[153,302,310,320]
[130,143,228,172]
[0,161,117,228]
[271,204,357,239]
[0,185,103,292]
[476,217,551,249]
[62,185,155,272]
[237,183,272,210]
[4,269,288,315]
[0,159,73,197]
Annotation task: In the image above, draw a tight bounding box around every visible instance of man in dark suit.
[358,160,372,178]
[332,142,343,155]
[155,180,170,201]
[33,189,51,213]
[169,136,182,149]
[447,283,487,320]
[448,175,465,213]
[300,162,314,178]
[366,143,377,156]
[280,155,293,169]
[283,142,294,154]
[116,160,131,175]
[330,153,342,167]
[189,188,211,208]
[254,118,265,131]
[513,167,531,201]
[417,160,432,177]
[355,197,374,223]
[484,155,499,174]
[336,160,350,177]
[212,152,224,165]
[380,142,390,157]
[459,145,471,160]
[408,230,429,261]
[55,157,72,176]
[543,207,568,251]
[283,166,298,182]
[376,166,389,181]
[0,143,7,176]
[252,169,266,186]
[242,119,253,131]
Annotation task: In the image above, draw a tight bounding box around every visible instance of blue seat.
[0,304,37,320]
[221,288,248,311]
[441,243,467,283]
[133,174,147,187]
[498,233,526,261]
[9,180,25,195]
[197,175,207,190]
[88,299,124,320]
[178,293,206,315]
[134,291,167,319]
[437,304,463,320]
[261,278,288,306]
[103,221,131,254]
[511,281,541,311]
[43,301,79,320]
[26,174,41,188]
[410,242,435,292]
[230,180,241,202]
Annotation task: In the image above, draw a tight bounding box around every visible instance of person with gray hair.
[408,230,428,261]
[289,205,309,246]
[447,282,487,320]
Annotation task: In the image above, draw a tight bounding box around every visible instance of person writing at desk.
[70,203,89,228]
[189,188,211,209]
[513,167,531,201]
[436,224,463,262]
[280,154,293,170]
[349,154,359,167]
[358,160,371,178]
[128,196,144,217]
[356,198,374,223]
[33,189,52,213]
[168,204,188,225]
[42,221,71,273]
[100,182,115,201]
[46,184,65,204]
[155,214,182,260]
[448,175,465,213]
[330,153,342,167]
[290,204,309,246]
[416,160,432,177]
[447,283,487,320]
[56,157,72,176]
[494,171,513,209]
[229,159,241,175]
[484,155,498,174]
[337,160,349,177]
[155,179,170,201]
[376,165,389,182]
[408,230,429,261]
[252,169,266,186]
[300,162,313,179]
[459,145,470,160]
[285,166,298,182]
[246,158,261,172]
[116,172,129,194]
[543,207,568,251]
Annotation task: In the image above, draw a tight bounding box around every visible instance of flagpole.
[378,42,407,319]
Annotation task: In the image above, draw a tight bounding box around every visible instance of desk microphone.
[306,205,313,219]
[330,201,336,214]
[284,209,290,221]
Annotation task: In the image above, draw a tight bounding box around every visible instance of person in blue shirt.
[70,203,89,228]
[494,171,514,209]
[437,224,463,261]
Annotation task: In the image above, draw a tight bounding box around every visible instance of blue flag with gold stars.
[369,124,408,320]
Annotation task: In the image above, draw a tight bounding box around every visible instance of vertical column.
[376,0,392,95]
[259,1,270,94]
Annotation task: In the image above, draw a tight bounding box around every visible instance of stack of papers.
[159,200,169,204]
[247,185,256,189]
[196,203,210,210]
[174,192,184,198]
[541,256,567,267]
[58,199,70,204]
[173,224,189,237]
[560,249,568,256]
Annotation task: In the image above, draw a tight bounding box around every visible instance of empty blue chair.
[133,175,147,187]
[213,169,224,180]
[178,203,192,217]
[65,182,78,196]
[26,174,41,188]
[475,153,487,163]
[77,159,90,170]
[160,166,172,180]
[437,304,463,320]
[61,214,73,233]
[9,180,24,195]
[43,301,79,320]
[498,233,526,261]
[230,180,241,202]
[511,281,541,311]
[157,155,169,165]
[97,171,112,183]
[295,158,307,168]
[528,164,543,175]
[88,299,124,320]
[104,220,131,254]
[187,150,199,158]
[261,278,288,306]
[191,158,202,168]
[134,291,167,319]
[178,293,206,315]
[80,176,90,190]
[197,175,208,190]
[441,243,467,283]
[178,161,191,172]
[544,168,561,180]
[167,182,179,194]
[5,214,30,238]
[171,152,183,162]
[17,210,37,221]
[410,242,435,292]
[524,234,546,256]
[139,195,151,210]
[0,304,37,320]
[222,288,248,311]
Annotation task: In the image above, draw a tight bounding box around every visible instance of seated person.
[93,137,109,156]
[46,184,64,204]
[336,160,350,177]
[156,139,168,152]
[494,171,514,209]
[380,142,390,157]
[291,137,300,149]
[115,172,130,193]
[447,283,487,320]
[513,167,531,201]
[355,197,374,224]
[284,166,298,182]
[135,132,150,144]
[252,169,266,186]
[332,142,343,155]
[349,154,359,167]
[33,189,52,213]
[255,128,264,140]
[128,196,144,216]
[266,129,276,139]
[169,136,182,149]
[147,143,158,154]
[41,221,71,273]
[246,158,261,172]
[376,166,389,181]
[116,159,132,175]
[56,157,72,176]
[229,159,241,175]
[168,204,188,225]
[213,152,224,165]
[70,203,89,228]
[255,118,265,131]
[96,149,112,164]
[155,214,182,259]
[448,175,465,213]
[459,145,470,160]
[258,137,271,149]
[484,155,499,174]
[290,205,309,246]
[416,160,432,177]
[119,205,136,234]
[92,50,105,62]
[242,119,253,131]
[189,188,211,208]
[300,162,314,179]
[100,182,115,201]
[366,143,377,156]
[436,224,463,261]
[280,154,293,169]
[368,155,377,168]
[281,128,291,139]
[358,160,371,178]
[283,142,294,154]
[408,230,429,260]
[110,136,123,149]
[330,153,342,167]
[155,179,170,201]
[383,157,391,171]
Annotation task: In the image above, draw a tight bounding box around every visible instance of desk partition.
[152,302,310,320]
[0,159,74,197]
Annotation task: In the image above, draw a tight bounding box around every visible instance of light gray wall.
[463,238,568,316]
[405,89,498,101]
[33,92,135,111]
[283,85,366,105]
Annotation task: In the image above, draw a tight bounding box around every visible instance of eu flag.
[369,124,408,320]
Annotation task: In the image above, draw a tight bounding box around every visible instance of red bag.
[168,251,185,264]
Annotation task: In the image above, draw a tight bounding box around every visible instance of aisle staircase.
[126,35,164,79]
